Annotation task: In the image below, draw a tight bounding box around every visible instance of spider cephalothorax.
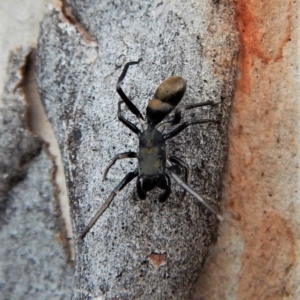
[81,59,221,239]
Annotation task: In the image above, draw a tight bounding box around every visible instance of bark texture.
[0,47,73,299]
[195,1,300,299]
[36,1,238,299]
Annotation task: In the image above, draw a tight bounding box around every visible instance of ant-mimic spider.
[81,59,222,239]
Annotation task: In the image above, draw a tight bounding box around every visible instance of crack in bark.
[0,48,43,226]
[16,49,75,267]
[57,0,98,46]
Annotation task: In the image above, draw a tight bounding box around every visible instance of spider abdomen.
[146,76,186,125]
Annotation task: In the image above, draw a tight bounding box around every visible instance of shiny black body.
[138,128,170,202]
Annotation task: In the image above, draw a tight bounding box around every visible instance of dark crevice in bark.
[0,49,43,227]
[15,49,75,268]
[60,0,98,45]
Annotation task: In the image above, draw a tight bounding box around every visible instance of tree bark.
[0,47,73,299]
[36,1,238,299]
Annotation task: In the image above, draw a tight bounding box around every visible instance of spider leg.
[163,119,219,140]
[159,100,216,130]
[158,173,171,202]
[103,151,138,180]
[81,169,138,239]
[168,156,189,202]
[116,59,144,122]
[166,159,223,221]
[118,101,141,135]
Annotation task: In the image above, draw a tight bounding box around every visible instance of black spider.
[81,59,221,239]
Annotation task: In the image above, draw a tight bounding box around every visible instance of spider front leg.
[103,151,138,180]
[168,156,189,202]
[166,160,222,220]
[81,169,138,239]
[116,59,144,122]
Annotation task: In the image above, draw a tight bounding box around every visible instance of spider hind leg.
[116,59,144,121]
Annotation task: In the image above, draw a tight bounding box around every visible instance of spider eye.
[146,76,186,126]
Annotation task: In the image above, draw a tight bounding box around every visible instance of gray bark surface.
[36,1,238,299]
[0,47,73,299]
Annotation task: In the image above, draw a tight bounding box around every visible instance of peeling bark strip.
[21,50,75,265]
[0,47,42,222]
[0,47,73,299]
[36,1,238,299]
